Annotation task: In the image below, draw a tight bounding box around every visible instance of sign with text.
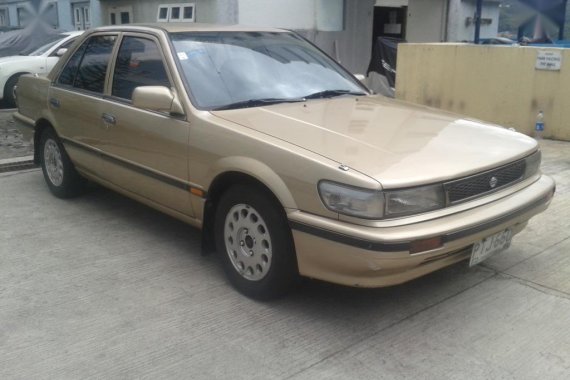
[536,50,562,71]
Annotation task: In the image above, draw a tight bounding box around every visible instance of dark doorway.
[372,6,407,43]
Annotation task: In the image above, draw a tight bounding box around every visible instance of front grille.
[444,160,526,204]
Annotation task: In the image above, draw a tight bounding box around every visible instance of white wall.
[100,0,231,24]
[239,0,344,31]
[375,0,408,6]
[406,0,447,42]
[302,0,375,74]
[239,0,315,29]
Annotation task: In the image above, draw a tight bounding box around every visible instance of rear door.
[98,33,192,216]
[49,34,118,176]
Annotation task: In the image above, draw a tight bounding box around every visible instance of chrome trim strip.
[61,137,206,197]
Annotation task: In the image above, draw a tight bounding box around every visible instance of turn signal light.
[410,236,443,254]
[190,188,205,197]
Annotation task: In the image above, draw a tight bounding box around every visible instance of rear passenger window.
[112,37,170,100]
[74,35,117,93]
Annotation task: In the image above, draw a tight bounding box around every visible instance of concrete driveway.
[1,140,569,379]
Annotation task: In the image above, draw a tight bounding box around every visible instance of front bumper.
[288,175,555,287]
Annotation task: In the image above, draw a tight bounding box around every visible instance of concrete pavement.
[0,110,35,173]
[0,140,569,379]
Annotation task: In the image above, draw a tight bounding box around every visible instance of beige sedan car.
[15,24,555,299]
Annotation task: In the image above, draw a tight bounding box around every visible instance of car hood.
[211,95,537,188]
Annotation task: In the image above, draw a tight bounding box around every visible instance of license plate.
[469,229,512,267]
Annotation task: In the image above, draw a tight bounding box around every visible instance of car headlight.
[318,181,446,220]
[384,184,445,218]
[318,181,385,219]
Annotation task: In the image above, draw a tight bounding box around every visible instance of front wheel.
[215,184,299,300]
[39,128,86,198]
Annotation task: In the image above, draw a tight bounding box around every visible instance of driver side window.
[111,36,171,100]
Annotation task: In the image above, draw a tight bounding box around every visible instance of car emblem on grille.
[489,176,498,188]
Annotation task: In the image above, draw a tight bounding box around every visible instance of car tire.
[4,75,20,108]
[39,128,86,198]
[215,184,299,300]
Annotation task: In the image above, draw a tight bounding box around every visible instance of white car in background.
[0,30,83,107]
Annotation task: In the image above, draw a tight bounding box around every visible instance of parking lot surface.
[1,139,569,379]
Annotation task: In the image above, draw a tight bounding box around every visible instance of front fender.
[207,156,298,210]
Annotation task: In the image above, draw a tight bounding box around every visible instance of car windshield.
[28,36,66,56]
[170,31,366,110]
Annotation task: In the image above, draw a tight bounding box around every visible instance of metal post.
[559,0,568,40]
[474,0,483,43]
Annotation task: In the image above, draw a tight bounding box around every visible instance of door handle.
[101,113,116,125]
[49,98,60,108]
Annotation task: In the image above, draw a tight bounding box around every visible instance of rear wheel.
[215,184,298,300]
[4,75,20,108]
[39,128,86,198]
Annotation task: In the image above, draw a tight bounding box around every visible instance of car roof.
[62,30,85,37]
[91,23,287,34]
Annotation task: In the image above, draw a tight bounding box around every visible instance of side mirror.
[132,86,184,115]
[55,48,67,57]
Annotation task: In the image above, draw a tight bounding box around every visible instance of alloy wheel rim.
[44,139,64,186]
[224,204,272,281]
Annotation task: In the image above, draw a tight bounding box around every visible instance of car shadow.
[75,181,494,327]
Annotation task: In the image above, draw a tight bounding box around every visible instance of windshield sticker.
[186,49,207,59]
[177,52,188,60]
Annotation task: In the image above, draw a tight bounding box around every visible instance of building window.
[17,7,29,27]
[158,7,168,20]
[83,7,90,24]
[120,11,130,24]
[157,3,195,22]
[0,8,8,27]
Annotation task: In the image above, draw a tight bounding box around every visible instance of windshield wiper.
[303,89,366,100]
[212,97,305,111]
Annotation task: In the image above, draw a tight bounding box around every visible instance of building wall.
[406,0,447,42]
[238,0,314,29]
[447,0,500,42]
[375,0,407,6]
[306,0,375,74]
[238,0,374,75]
[396,43,570,140]
[0,0,104,30]
[100,0,237,25]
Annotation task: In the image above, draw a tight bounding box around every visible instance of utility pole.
[559,0,568,40]
[474,0,483,43]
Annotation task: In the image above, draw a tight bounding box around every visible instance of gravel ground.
[0,110,33,160]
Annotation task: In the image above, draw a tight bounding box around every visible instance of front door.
[98,33,192,216]
[108,6,133,25]
[72,2,91,30]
